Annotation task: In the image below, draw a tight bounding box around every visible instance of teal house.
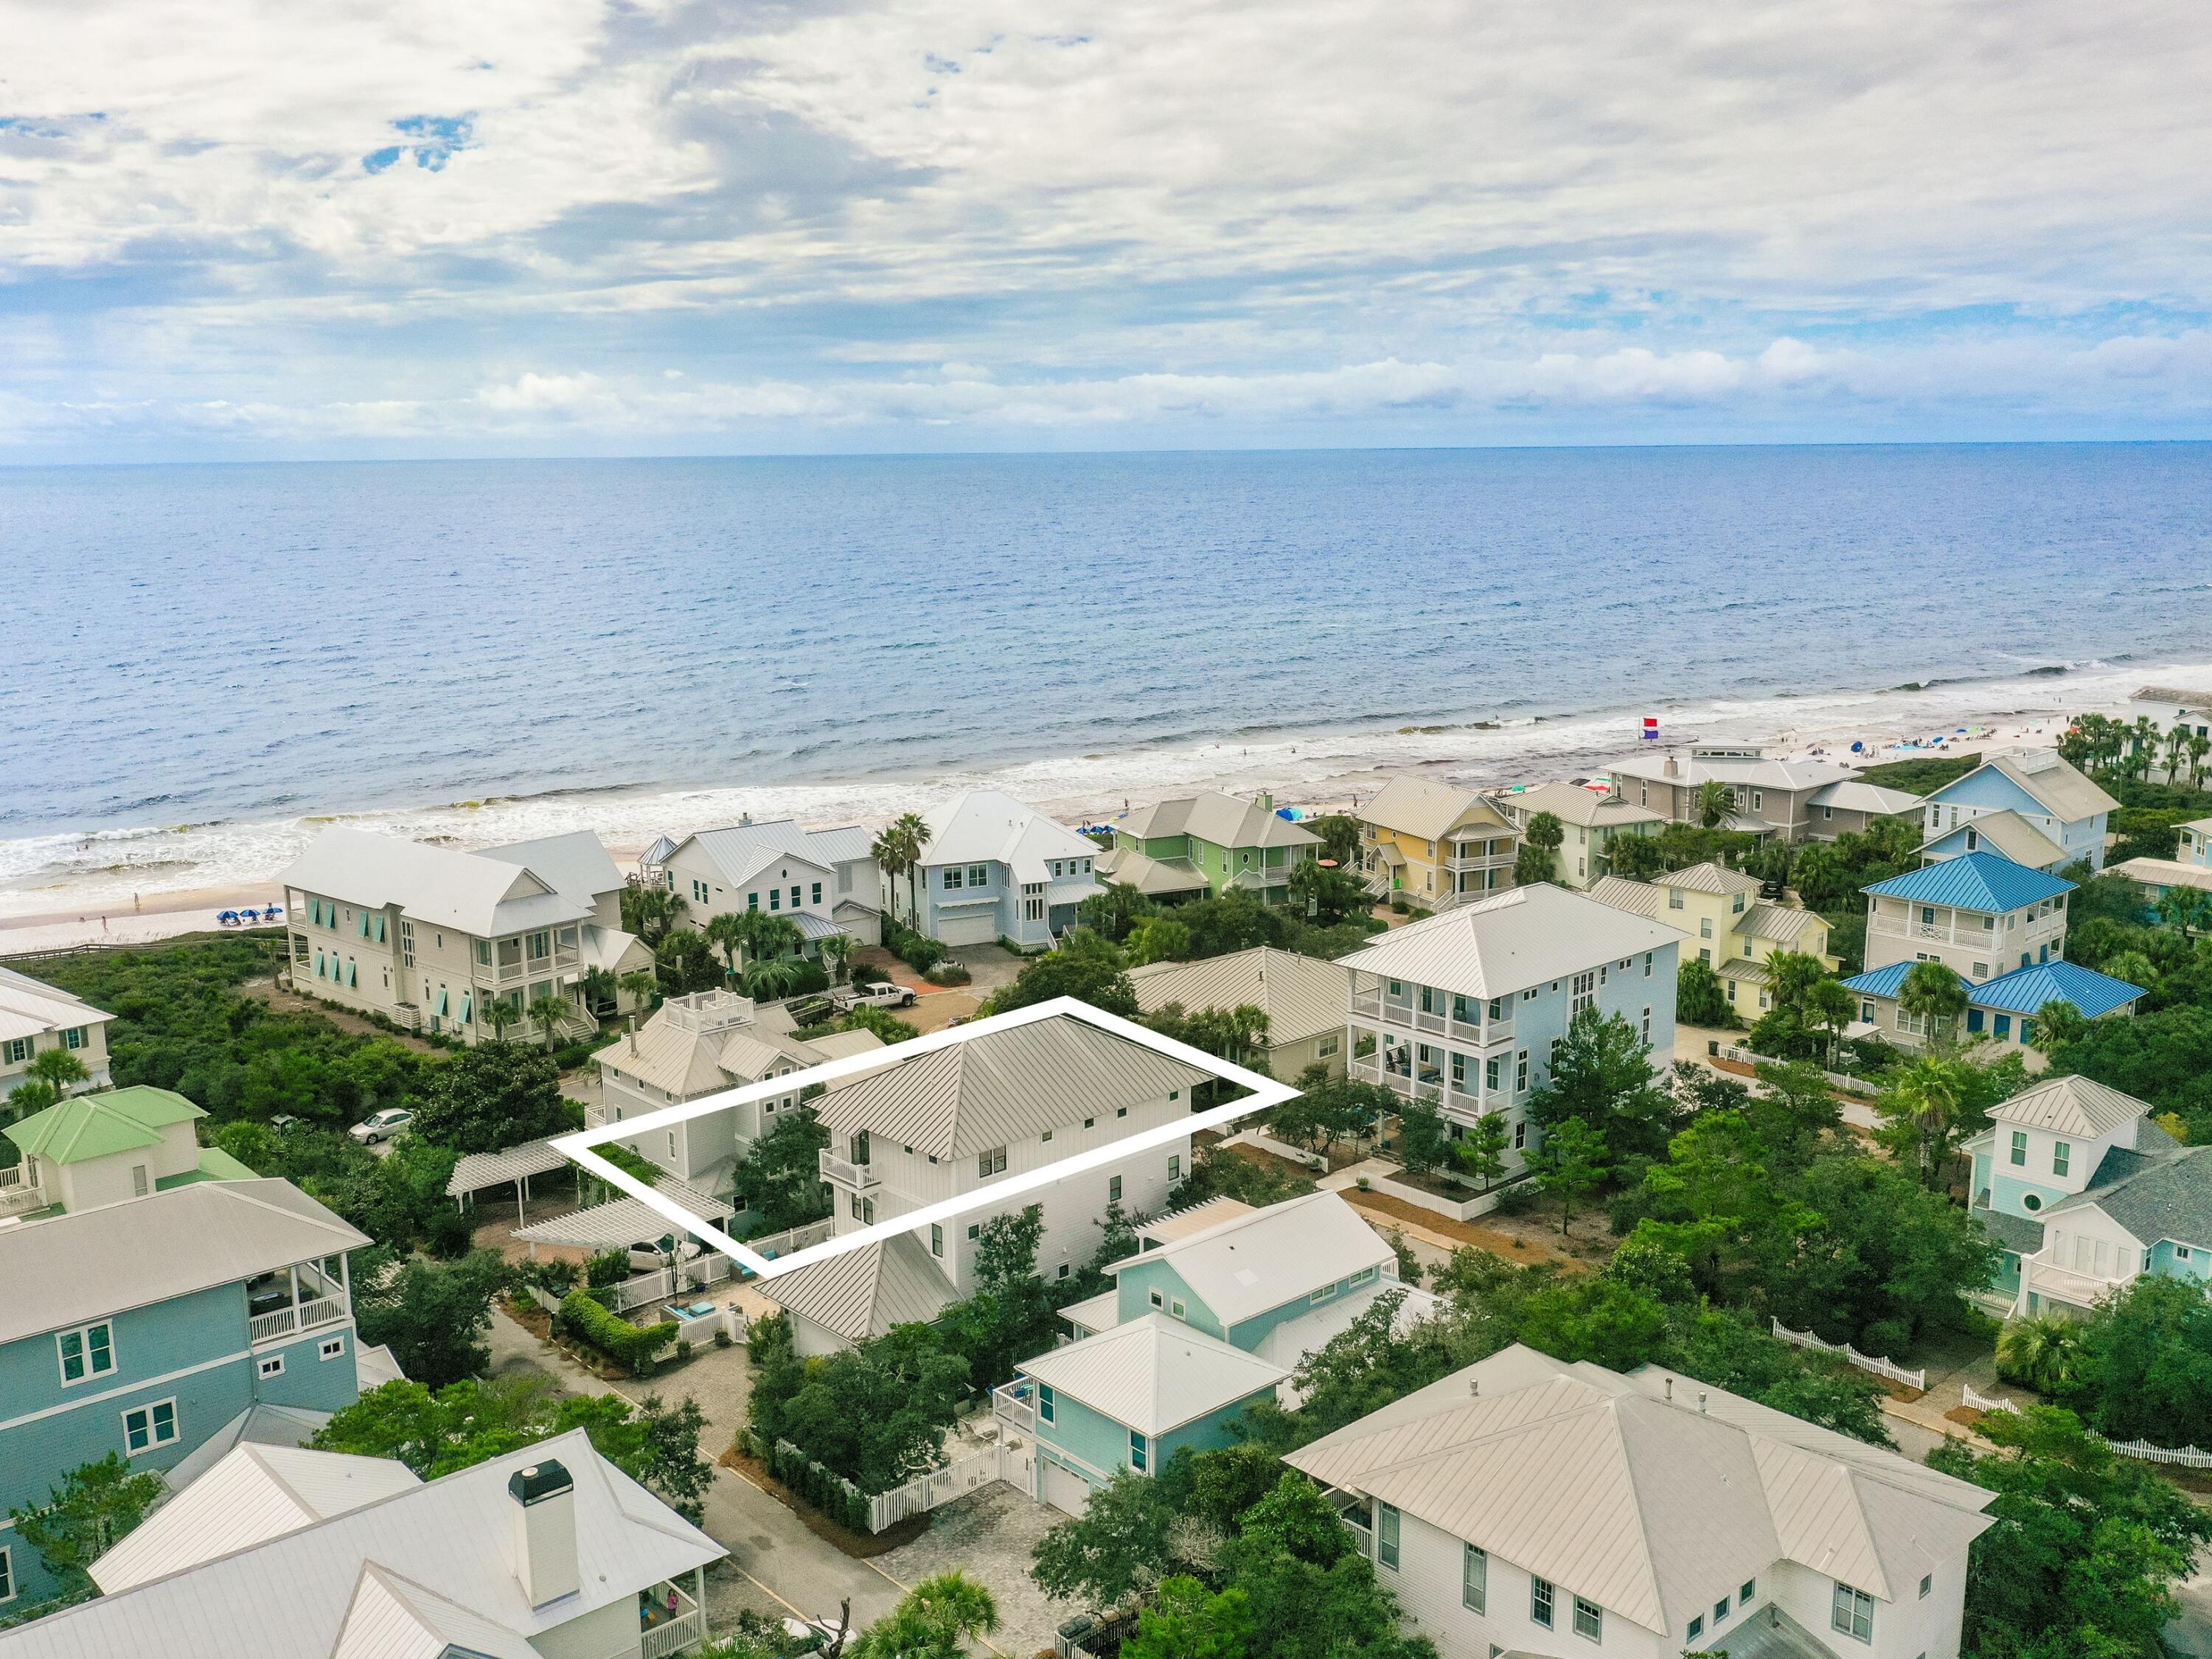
[1964,1074,2212,1318]
[996,1192,1442,1514]
[0,1090,370,1610]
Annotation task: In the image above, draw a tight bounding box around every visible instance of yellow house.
[1356,776,1519,912]
[1588,862,1837,1019]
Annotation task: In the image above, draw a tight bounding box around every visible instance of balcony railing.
[2025,1261,2126,1311]
[818,1150,880,1189]
[992,1380,1037,1433]
[640,1582,707,1659]
[1362,998,1512,1047]
[249,1296,348,1345]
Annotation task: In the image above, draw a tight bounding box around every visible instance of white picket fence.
[1958,1383,2212,1467]
[1769,1319,1927,1391]
[1718,1046,1879,1099]
[866,1441,1013,1532]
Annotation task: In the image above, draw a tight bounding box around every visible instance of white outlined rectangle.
[551,995,1298,1282]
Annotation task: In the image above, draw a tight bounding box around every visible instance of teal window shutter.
[358,911,369,938]
[460,993,473,1024]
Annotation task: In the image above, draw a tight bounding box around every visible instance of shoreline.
[2,656,2171,959]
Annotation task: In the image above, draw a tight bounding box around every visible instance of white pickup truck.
[834,983,918,1011]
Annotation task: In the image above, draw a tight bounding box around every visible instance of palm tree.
[580,966,618,1018]
[818,932,854,985]
[2191,734,2211,790]
[741,957,808,1001]
[1693,779,1735,830]
[2130,715,2159,779]
[1899,959,1967,1048]
[24,1048,90,1099]
[1996,1312,2083,1396]
[619,885,687,948]
[880,811,929,926]
[2167,722,2193,785]
[479,995,518,1043]
[527,992,574,1052]
[703,911,748,981]
[617,969,661,1012]
[737,911,804,967]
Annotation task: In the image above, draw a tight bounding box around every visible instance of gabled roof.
[1737,904,1829,947]
[1255,1281,1447,1385]
[0,1178,369,1345]
[479,831,624,908]
[1119,791,1320,851]
[1360,776,1513,841]
[1284,1346,1991,1638]
[2053,1144,2212,1249]
[2111,856,2212,894]
[1095,845,1209,897]
[1585,875,1662,919]
[510,1175,732,1249]
[1127,947,1352,1047]
[673,820,852,891]
[1969,959,2142,1018]
[5,1085,202,1164]
[1988,1074,2149,1137]
[1501,782,1665,830]
[762,1231,955,1343]
[0,1430,722,1659]
[1610,752,1860,793]
[1863,851,2075,913]
[918,790,1098,880]
[1018,1312,1287,1435]
[813,1012,1209,1160]
[1933,750,2119,822]
[94,1444,422,1593]
[1806,779,1923,817]
[279,827,590,936]
[329,1564,542,1659]
[1338,885,1682,1000]
[0,964,114,1046]
[1922,809,2069,871]
[1105,1192,1394,1324]
[1658,862,1761,898]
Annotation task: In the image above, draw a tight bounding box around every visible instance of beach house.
[1001,1192,1444,1514]
[1587,862,1836,1020]
[2,1084,258,1214]
[0,965,113,1109]
[1355,776,1519,911]
[0,1172,370,1608]
[1338,885,1681,1174]
[592,988,883,1196]
[1492,782,1664,888]
[2111,815,2212,908]
[1607,747,1916,841]
[650,818,884,950]
[905,789,1102,950]
[0,1432,723,1659]
[280,826,653,1046]
[1962,1074,2212,1318]
[1916,748,2118,871]
[1127,947,1354,1079]
[1284,1344,1993,1659]
[1840,852,2143,1054]
[1098,789,1320,905]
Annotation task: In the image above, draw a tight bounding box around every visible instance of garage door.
[1040,1458,1092,1517]
[937,910,997,947]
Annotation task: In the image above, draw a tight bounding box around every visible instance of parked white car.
[835,983,917,1010]
[348,1107,414,1144]
[627,1239,706,1273]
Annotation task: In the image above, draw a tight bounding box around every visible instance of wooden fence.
[866,1441,1012,1533]
[1770,1319,1927,1391]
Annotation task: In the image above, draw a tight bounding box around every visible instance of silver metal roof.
[512,1175,732,1248]
[445,1138,571,1198]
[1,1430,720,1659]
[1117,790,1320,851]
[279,827,594,937]
[919,789,1099,879]
[1128,947,1352,1047]
[0,1178,369,1345]
[1986,1074,2149,1138]
[0,964,115,1046]
[761,1229,953,1343]
[1501,782,1666,830]
[1018,1312,1287,1435]
[479,831,625,910]
[1105,1190,1394,1325]
[814,1012,1211,1160]
[1338,884,1682,1000]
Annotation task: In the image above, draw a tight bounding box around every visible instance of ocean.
[6,442,2211,913]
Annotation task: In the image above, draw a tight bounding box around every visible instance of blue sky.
[2,0,2209,460]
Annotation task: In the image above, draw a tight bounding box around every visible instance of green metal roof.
[156,1147,262,1189]
[4,1085,205,1165]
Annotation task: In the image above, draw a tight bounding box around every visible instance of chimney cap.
[509,1460,574,1506]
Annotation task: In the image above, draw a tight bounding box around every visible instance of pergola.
[445,1138,574,1227]
[511,1172,734,1257]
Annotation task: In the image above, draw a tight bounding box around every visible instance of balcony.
[2025,1260,2126,1312]
[992,1379,1037,1434]
[639,1578,708,1659]
[0,1164,46,1219]
[247,1261,349,1346]
[818,1149,880,1189]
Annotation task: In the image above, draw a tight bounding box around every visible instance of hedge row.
[558,1289,677,1375]
[750,1430,872,1533]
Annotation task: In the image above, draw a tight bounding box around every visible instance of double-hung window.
[978,1145,1008,1177]
[1461,1543,1486,1611]
[944,866,963,891]
[1531,1576,1556,1629]
[2053,1140,2070,1177]
[1573,1596,1602,1641]
[1128,1430,1147,1472]
[123,1399,178,1454]
[0,1543,13,1603]
[1037,1384,1054,1425]
[1377,1503,1400,1570]
[1832,1582,1874,1643]
[2010,1130,2027,1166]
[58,1321,115,1385]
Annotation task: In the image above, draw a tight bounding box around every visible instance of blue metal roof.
[1840,962,1913,998]
[1862,851,2075,912]
[1969,960,2144,1019]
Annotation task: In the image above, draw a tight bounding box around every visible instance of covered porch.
[639,1566,710,1658]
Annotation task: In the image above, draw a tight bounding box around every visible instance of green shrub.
[884,919,946,973]
[425,1208,476,1259]
[585,1248,630,1287]
[758,1434,872,1533]
[925,962,971,987]
[558,1290,676,1374]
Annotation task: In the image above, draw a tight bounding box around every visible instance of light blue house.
[905,790,1102,951]
[1963,1074,2212,1317]
[997,1192,1443,1514]
[2111,815,2212,914]
[0,1173,370,1609]
[1337,883,1683,1176]
[1918,750,2118,872]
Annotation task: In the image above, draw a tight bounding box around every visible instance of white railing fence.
[1717,1046,1879,1099]
[605,1254,737,1315]
[1959,1383,2212,1467]
[640,1608,706,1659]
[866,1441,1011,1534]
[745,1218,837,1262]
[1770,1319,1927,1391]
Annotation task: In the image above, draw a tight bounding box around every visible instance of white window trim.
[320,1335,347,1360]
[122,1397,180,1455]
[57,1321,116,1387]
[258,1353,286,1378]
